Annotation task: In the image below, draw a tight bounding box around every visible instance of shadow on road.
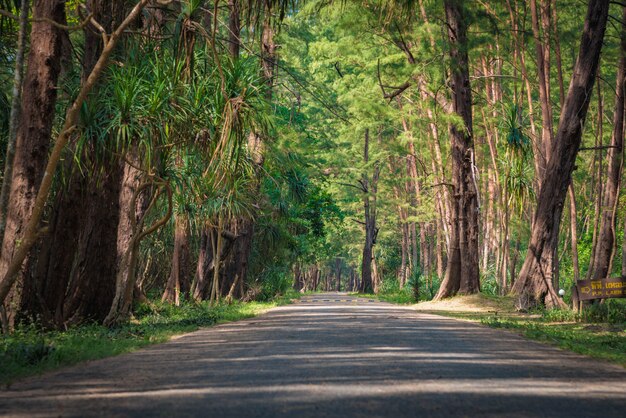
[2,294,625,417]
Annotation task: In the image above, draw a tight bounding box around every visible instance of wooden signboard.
[575,277,626,301]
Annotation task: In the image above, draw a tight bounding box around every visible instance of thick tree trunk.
[589,6,626,280]
[435,0,480,300]
[23,0,127,327]
[22,167,83,328]
[221,218,253,299]
[0,1,151,316]
[512,0,610,309]
[551,1,582,285]
[0,0,66,328]
[62,164,123,324]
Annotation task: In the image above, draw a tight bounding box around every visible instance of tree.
[0,0,67,329]
[512,0,611,309]
[588,4,626,281]
[0,0,152,328]
[434,0,480,299]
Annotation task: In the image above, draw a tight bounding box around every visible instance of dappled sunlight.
[3,295,626,417]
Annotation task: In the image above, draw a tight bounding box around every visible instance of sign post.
[575,277,626,301]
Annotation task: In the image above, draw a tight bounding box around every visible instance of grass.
[373,291,626,368]
[0,291,300,385]
[479,315,626,366]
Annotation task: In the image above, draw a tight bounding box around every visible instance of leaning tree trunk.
[0,0,66,329]
[435,0,480,300]
[104,181,172,327]
[589,4,626,281]
[0,1,151,320]
[511,0,610,309]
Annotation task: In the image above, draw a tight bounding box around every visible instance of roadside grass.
[0,291,300,385]
[429,298,626,367]
[368,291,626,367]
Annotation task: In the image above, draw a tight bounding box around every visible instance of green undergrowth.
[386,292,626,367]
[480,315,626,366]
[352,276,442,304]
[0,291,300,385]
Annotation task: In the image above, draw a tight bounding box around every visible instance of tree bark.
[228,0,240,59]
[162,215,192,305]
[360,129,379,293]
[0,0,151,314]
[23,0,128,327]
[530,0,554,184]
[0,0,29,245]
[0,0,66,328]
[512,0,610,309]
[589,5,626,280]
[435,0,480,299]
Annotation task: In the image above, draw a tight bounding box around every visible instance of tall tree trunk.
[115,149,148,304]
[210,215,224,304]
[550,0,581,284]
[0,1,151,316]
[586,76,605,279]
[25,0,127,327]
[0,0,66,329]
[360,129,378,293]
[193,225,213,301]
[228,0,240,58]
[219,4,272,299]
[512,0,610,309]
[435,0,480,299]
[162,215,191,305]
[0,0,29,244]
[589,5,626,280]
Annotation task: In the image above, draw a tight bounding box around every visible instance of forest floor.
[1,293,626,417]
[395,293,626,367]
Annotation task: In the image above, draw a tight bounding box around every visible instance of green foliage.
[540,308,579,323]
[377,278,416,304]
[479,316,626,367]
[582,300,626,325]
[481,275,500,297]
[256,266,293,301]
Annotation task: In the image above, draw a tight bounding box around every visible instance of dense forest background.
[0,0,624,331]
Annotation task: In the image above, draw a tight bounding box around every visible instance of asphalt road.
[1,293,626,417]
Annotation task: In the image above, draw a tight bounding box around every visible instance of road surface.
[1,293,625,417]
